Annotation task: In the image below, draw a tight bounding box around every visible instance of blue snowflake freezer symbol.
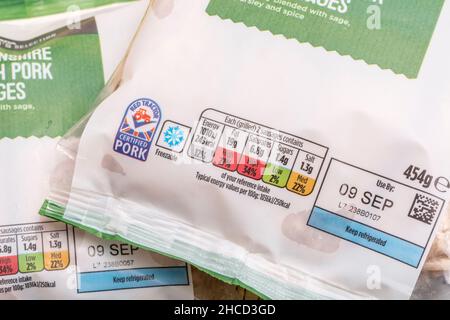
[163,126,185,148]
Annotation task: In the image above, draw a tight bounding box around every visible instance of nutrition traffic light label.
[0,221,191,297]
[0,221,69,276]
[188,109,328,196]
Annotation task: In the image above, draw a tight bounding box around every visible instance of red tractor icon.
[134,108,151,123]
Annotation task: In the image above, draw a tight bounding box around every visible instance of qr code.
[408,194,440,225]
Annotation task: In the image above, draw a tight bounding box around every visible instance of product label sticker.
[0,222,190,296]
[113,98,162,162]
[73,229,189,293]
[308,159,445,268]
[206,0,445,78]
[0,221,70,277]
[0,18,104,138]
[188,108,328,196]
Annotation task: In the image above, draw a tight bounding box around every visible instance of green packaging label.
[206,0,445,78]
[0,18,104,138]
[0,0,135,21]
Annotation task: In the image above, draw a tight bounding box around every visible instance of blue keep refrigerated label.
[78,266,189,293]
[307,159,445,268]
[309,206,425,267]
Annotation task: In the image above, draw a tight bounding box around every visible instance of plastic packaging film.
[34,0,450,299]
[0,0,193,299]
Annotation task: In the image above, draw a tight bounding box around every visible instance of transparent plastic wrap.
[0,0,193,299]
[41,0,450,299]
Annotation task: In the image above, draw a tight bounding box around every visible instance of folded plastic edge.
[39,199,270,300]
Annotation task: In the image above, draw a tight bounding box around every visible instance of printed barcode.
[408,194,440,225]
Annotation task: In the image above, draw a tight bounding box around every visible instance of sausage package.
[0,0,193,299]
[40,0,450,299]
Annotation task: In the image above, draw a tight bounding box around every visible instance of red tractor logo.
[134,108,151,124]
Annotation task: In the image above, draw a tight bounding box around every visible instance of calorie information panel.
[0,222,191,297]
[188,109,328,196]
[0,221,69,276]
